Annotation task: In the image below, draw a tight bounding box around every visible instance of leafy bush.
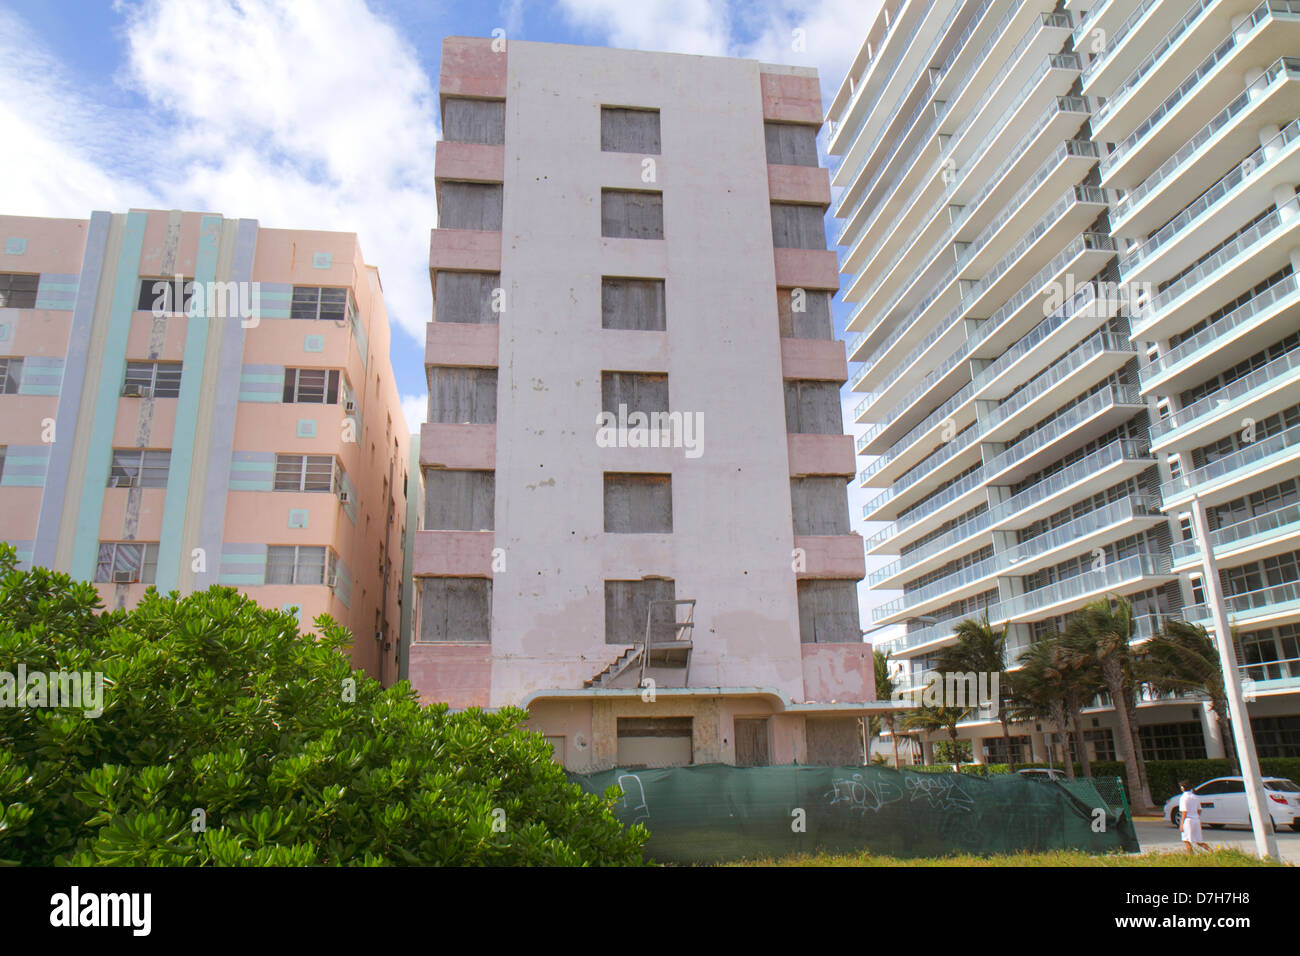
[0,545,647,865]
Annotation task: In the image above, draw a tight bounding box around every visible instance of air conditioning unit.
[112,570,138,584]
[374,630,384,643]
[111,475,135,488]
[326,571,339,589]
[121,383,143,397]
[338,491,351,504]
[344,400,356,413]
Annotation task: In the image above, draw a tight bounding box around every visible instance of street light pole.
[1189,493,1278,861]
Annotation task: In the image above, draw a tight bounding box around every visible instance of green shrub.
[0,544,647,866]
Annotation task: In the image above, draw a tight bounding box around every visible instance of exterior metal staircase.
[584,599,695,689]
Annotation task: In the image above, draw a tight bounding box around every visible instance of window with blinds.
[265,545,335,586]
[274,454,339,493]
[0,357,22,394]
[123,361,183,398]
[0,273,38,309]
[136,277,194,313]
[95,541,160,584]
[290,286,356,323]
[283,368,341,404]
[108,449,171,488]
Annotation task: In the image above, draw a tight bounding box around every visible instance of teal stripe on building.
[155,215,222,592]
[70,212,147,583]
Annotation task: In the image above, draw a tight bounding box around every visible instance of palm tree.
[1009,634,1097,777]
[1055,626,1106,778]
[1066,595,1155,810]
[935,614,1015,769]
[902,703,971,771]
[873,648,902,768]
[1139,619,1235,769]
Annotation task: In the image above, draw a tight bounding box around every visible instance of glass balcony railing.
[1150,344,1300,441]
[1004,495,1162,567]
[888,464,988,532]
[1073,0,1115,42]
[988,439,1151,527]
[1183,580,1300,622]
[863,419,979,499]
[1139,272,1300,380]
[872,551,1002,621]
[983,333,1132,437]
[1172,500,1300,564]
[985,385,1143,480]
[1240,654,1300,684]
[1120,120,1300,275]
[1100,4,1293,176]
[1091,0,1215,124]
[1163,421,1300,499]
[988,552,1172,623]
[1143,196,1300,322]
[1113,57,1300,220]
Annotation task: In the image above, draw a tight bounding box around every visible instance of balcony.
[1149,342,1300,453]
[1099,11,1300,191]
[1130,195,1300,343]
[1111,56,1300,239]
[1240,655,1300,693]
[1137,272,1300,397]
[1119,119,1300,288]
[988,439,1154,532]
[1162,420,1300,509]
[989,552,1174,624]
[1172,500,1300,571]
[1184,580,1300,629]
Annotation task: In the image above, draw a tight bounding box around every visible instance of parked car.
[1017,768,1067,781]
[1163,777,1300,831]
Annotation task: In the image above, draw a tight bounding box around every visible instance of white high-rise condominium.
[829,0,1300,766]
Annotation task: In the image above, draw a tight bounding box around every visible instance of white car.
[1017,768,1067,781]
[1163,777,1300,832]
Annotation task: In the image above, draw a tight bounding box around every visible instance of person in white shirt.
[1178,780,1211,854]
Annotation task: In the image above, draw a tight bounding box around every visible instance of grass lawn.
[726,848,1284,867]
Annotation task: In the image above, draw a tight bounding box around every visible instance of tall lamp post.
[1189,493,1278,861]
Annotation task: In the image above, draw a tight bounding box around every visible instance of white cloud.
[401,392,427,438]
[557,0,732,56]
[1,0,438,345]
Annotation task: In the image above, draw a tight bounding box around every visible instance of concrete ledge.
[780,337,847,382]
[760,72,824,124]
[429,228,502,273]
[409,641,492,709]
[426,321,500,368]
[414,529,495,577]
[435,141,505,184]
[439,37,507,99]
[787,433,856,477]
[773,248,840,291]
[420,422,496,469]
[768,164,831,205]
[794,534,866,579]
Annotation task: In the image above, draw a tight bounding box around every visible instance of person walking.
[1178,780,1211,854]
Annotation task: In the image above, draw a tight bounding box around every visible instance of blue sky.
[3,0,893,615]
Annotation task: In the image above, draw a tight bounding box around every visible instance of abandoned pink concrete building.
[409,38,875,770]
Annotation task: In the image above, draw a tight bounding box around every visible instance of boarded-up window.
[791,477,850,535]
[604,473,672,533]
[806,717,863,764]
[777,288,833,339]
[602,371,668,417]
[797,579,860,643]
[435,271,500,325]
[601,107,661,154]
[617,717,692,768]
[439,182,503,230]
[602,189,664,239]
[443,98,505,145]
[765,122,819,167]
[427,366,497,424]
[419,577,491,642]
[605,578,675,644]
[425,469,495,530]
[602,277,666,331]
[734,718,771,767]
[784,381,842,434]
[771,203,826,249]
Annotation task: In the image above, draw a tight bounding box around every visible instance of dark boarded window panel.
[435,271,500,325]
[602,371,668,417]
[734,718,770,767]
[0,273,38,309]
[784,380,842,434]
[425,469,495,531]
[419,577,492,643]
[443,98,505,145]
[601,107,661,154]
[797,579,859,643]
[770,203,826,250]
[764,122,819,167]
[791,477,850,535]
[439,182,504,231]
[604,578,675,644]
[427,366,498,424]
[601,189,664,239]
[604,473,673,533]
[602,277,666,331]
[777,288,833,339]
